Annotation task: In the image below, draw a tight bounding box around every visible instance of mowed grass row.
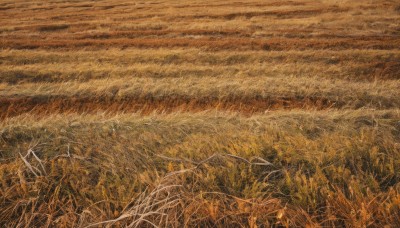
[1,110,399,227]
[2,49,399,66]
[1,75,399,118]
[3,37,400,51]
[1,49,399,83]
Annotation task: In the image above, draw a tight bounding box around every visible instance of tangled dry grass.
[0,0,399,227]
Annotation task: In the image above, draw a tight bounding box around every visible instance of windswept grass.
[1,110,400,227]
[0,0,399,227]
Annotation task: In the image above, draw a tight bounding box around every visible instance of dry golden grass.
[1,111,400,227]
[0,0,399,227]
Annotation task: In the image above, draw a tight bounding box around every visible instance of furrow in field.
[2,49,398,66]
[1,61,399,83]
[0,95,345,119]
[2,37,399,50]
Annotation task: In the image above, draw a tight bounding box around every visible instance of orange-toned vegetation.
[0,0,399,227]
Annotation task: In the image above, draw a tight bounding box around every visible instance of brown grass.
[1,0,399,227]
[1,111,399,227]
[2,37,399,50]
[0,95,343,119]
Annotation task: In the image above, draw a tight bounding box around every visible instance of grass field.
[1,0,400,227]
